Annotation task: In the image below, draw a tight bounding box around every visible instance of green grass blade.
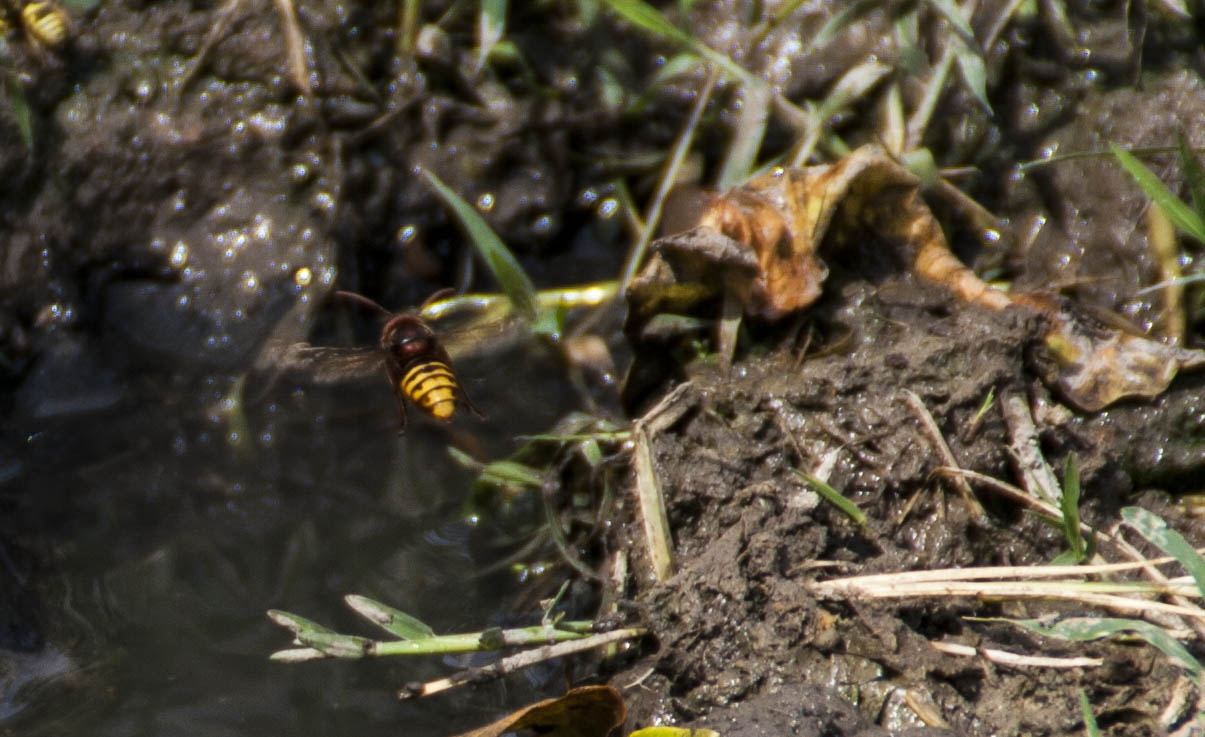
[969,386,995,426]
[447,446,482,471]
[602,0,751,83]
[344,595,436,640]
[922,0,978,48]
[577,0,600,25]
[803,0,876,55]
[297,630,372,659]
[1110,143,1205,243]
[814,60,891,126]
[580,437,603,466]
[952,37,992,113]
[1060,454,1085,562]
[716,80,769,189]
[476,0,507,73]
[449,447,542,489]
[901,147,939,187]
[1121,506,1205,599]
[892,6,926,76]
[480,460,544,488]
[1010,616,1202,684]
[267,609,333,637]
[1176,132,1205,224]
[1080,689,1100,737]
[646,52,707,88]
[4,76,33,152]
[421,169,538,321]
[794,470,866,526]
[1047,549,1081,566]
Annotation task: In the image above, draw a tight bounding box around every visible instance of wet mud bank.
[605,275,1205,736]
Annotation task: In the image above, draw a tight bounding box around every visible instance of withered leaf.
[1018,294,1205,412]
[629,145,1009,322]
[449,685,626,737]
[628,145,1205,411]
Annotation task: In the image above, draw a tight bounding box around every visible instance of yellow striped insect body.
[264,290,495,433]
[21,1,68,49]
[271,290,485,434]
[382,311,481,428]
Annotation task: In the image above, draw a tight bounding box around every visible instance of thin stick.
[272,0,312,95]
[809,579,1205,621]
[935,466,1179,574]
[1110,527,1205,640]
[1000,391,1062,506]
[619,67,719,293]
[930,640,1102,669]
[813,577,1203,600]
[933,466,1058,517]
[632,427,673,581]
[397,628,645,699]
[901,390,985,519]
[905,41,955,152]
[815,559,1197,585]
[178,0,245,92]
[980,0,1029,52]
[631,383,696,581]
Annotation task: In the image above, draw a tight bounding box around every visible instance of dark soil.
[605,272,1205,736]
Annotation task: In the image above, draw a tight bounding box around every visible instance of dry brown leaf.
[628,145,1009,322]
[1016,293,1205,412]
[627,145,1205,411]
[449,685,626,737]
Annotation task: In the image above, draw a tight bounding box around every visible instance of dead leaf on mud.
[627,144,1205,411]
[627,145,1011,322]
[1020,294,1205,412]
[449,685,626,737]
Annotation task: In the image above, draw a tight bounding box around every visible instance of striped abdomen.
[399,361,461,420]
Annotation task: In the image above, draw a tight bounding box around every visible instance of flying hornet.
[270,290,487,433]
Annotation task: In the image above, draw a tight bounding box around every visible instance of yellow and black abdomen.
[399,360,461,420]
[22,1,69,48]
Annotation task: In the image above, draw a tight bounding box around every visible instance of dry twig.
[930,640,1102,669]
[398,628,645,699]
[901,389,985,519]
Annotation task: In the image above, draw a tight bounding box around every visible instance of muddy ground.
[3,1,1205,736]
[605,273,1205,735]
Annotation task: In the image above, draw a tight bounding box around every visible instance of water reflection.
[3,340,574,736]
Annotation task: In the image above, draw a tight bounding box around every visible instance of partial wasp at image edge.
[1,0,72,58]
